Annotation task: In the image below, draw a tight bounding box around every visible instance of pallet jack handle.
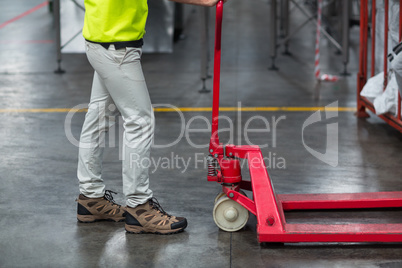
[209,0,224,155]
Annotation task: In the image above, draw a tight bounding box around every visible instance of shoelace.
[104,190,121,208]
[149,198,171,218]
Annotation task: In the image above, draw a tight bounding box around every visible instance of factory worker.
[76,0,227,234]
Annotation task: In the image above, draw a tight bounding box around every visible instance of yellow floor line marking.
[0,108,87,113]
[0,107,357,113]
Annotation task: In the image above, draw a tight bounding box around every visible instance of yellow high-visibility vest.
[83,0,148,43]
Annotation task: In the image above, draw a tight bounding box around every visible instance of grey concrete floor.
[1,0,402,267]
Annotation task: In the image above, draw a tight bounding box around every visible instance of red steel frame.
[208,1,402,243]
[357,0,402,132]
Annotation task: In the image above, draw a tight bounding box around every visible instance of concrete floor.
[1,0,402,267]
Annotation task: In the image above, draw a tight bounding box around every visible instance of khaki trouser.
[77,41,154,207]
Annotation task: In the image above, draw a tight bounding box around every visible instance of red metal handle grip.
[209,0,224,153]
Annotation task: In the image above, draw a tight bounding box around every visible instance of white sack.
[373,73,399,115]
[360,72,384,102]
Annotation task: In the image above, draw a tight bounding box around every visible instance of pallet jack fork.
[207,1,402,243]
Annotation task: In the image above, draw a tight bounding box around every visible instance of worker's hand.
[202,0,228,7]
[170,0,228,7]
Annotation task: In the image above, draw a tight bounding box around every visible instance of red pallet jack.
[207,1,402,243]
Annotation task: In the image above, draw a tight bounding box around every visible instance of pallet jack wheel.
[213,191,249,232]
[214,192,226,204]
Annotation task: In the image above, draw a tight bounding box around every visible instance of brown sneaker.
[77,190,126,223]
[125,198,187,235]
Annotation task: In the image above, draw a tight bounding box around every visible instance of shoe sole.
[77,214,125,223]
[125,224,186,235]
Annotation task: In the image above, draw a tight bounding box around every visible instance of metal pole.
[54,0,65,74]
[174,3,184,42]
[269,0,278,70]
[199,7,210,93]
[398,0,402,120]
[279,0,285,37]
[282,0,291,55]
[383,0,389,90]
[357,0,369,118]
[371,0,376,77]
[341,0,350,75]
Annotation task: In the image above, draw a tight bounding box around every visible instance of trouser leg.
[77,71,119,198]
[84,42,154,207]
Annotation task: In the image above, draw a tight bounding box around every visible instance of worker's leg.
[85,42,154,208]
[77,70,119,198]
